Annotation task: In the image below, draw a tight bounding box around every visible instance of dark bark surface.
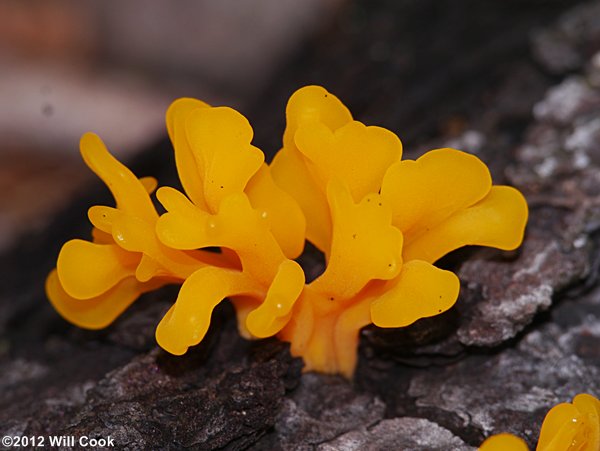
[2,1,600,449]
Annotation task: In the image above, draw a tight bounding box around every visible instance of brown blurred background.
[0,0,341,252]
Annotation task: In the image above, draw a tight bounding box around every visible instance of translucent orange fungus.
[480,433,529,451]
[480,393,600,451]
[46,86,528,377]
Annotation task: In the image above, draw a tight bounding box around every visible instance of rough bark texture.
[2,1,600,450]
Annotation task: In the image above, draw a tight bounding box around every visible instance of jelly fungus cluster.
[480,393,600,451]
[46,86,528,377]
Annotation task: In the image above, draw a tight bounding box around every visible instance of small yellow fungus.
[537,393,600,451]
[47,85,528,378]
[480,433,529,451]
[480,393,600,451]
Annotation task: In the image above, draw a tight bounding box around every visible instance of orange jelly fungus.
[480,433,529,451]
[480,393,600,451]
[46,86,528,377]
